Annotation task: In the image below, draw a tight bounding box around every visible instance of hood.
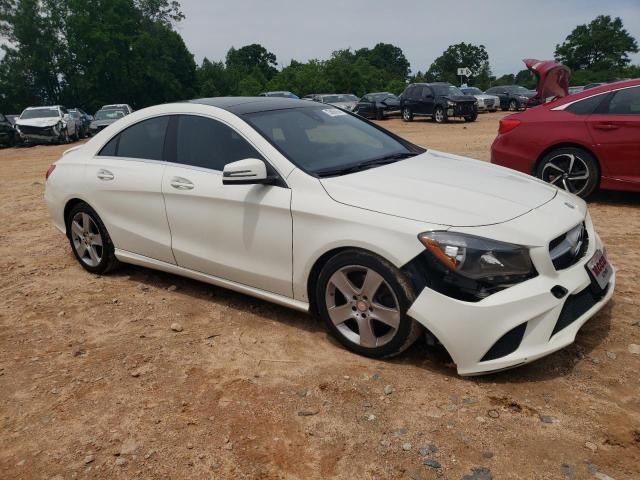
[378,97,400,107]
[474,94,497,100]
[523,58,570,102]
[320,150,557,227]
[16,117,61,128]
[443,95,477,103]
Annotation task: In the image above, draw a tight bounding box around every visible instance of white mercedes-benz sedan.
[44,97,615,375]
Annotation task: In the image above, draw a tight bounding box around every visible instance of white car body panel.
[17,106,78,141]
[44,99,615,375]
[162,163,293,297]
[320,150,557,227]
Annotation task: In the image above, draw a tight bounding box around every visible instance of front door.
[588,85,640,185]
[161,114,293,297]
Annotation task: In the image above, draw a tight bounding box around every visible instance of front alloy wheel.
[402,107,413,122]
[508,99,518,111]
[316,250,422,358]
[538,147,599,198]
[433,106,447,124]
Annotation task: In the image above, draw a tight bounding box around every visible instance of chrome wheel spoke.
[357,317,377,348]
[87,246,100,265]
[569,173,589,181]
[81,213,91,232]
[566,154,576,174]
[327,304,353,326]
[549,176,562,185]
[371,304,400,329]
[544,163,565,174]
[76,242,87,257]
[90,234,103,247]
[562,178,573,193]
[360,269,383,300]
[71,220,83,238]
[330,271,358,300]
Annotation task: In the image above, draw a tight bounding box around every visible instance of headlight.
[447,100,456,107]
[416,232,537,300]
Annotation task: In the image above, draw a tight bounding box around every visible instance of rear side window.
[606,86,640,114]
[99,116,169,160]
[565,94,608,115]
[175,115,263,171]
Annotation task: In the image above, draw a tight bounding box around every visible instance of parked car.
[313,93,358,111]
[492,78,640,198]
[0,113,19,146]
[460,87,499,112]
[90,108,127,135]
[568,86,585,95]
[258,91,299,99]
[44,96,614,375]
[16,106,78,144]
[485,85,536,111]
[583,83,605,91]
[69,109,92,138]
[400,83,478,123]
[353,92,401,119]
[102,104,134,115]
[5,114,19,125]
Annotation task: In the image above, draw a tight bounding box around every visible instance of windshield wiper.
[316,152,418,178]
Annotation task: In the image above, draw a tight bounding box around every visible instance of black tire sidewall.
[67,203,117,274]
[537,147,599,198]
[316,250,418,358]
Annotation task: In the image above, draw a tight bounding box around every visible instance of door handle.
[170,176,194,190]
[97,169,114,181]
[593,123,619,131]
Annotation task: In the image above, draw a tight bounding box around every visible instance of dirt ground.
[1,112,639,480]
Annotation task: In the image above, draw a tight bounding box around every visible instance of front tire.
[464,112,478,122]
[402,107,413,122]
[67,203,119,274]
[433,106,447,124]
[536,147,599,198]
[508,99,518,111]
[316,250,422,358]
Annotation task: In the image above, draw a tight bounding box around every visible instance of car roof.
[558,79,640,103]
[25,105,61,109]
[188,97,318,115]
[410,82,450,87]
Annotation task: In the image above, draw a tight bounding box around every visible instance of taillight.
[498,118,521,134]
[45,164,56,180]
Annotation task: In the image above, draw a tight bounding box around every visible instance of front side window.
[175,115,263,171]
[245,105,420,176]
[98,116,169,160]
[606,86,640,114]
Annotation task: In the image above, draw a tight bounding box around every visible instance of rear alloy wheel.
[402,107,413,122]
[508,99,518,111]
[537,147,599,198]
[67,203,119,274]
[316,250,422,358]
[433,106,447,124]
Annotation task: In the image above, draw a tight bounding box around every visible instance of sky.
[177,0,640,76]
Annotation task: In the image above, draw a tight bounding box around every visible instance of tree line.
[0,1,638,114]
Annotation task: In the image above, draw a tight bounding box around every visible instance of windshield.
[20,108,60,119]
[344,94,359,101]
[244,106,419,176]
[371,93,397,101]
[95,109,126,121]
[462,88,482,95]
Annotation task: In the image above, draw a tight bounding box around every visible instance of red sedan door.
[588,85,640,187]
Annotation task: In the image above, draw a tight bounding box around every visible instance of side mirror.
[222,158,276,186]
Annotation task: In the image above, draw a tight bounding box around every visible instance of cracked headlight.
[418,231,536,285]
[447,100,456,107]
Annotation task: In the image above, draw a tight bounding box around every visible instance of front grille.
[456,103,474,115]
[485,99,494,107]
[550,284,608,338]
[549,223,589,270]
[19,125,54,135]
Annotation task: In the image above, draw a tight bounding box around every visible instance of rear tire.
[402,107,413,122]
[67,202,120,274]
[316,250,422,358]
[536,147,599,198]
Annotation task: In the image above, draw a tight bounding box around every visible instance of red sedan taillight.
[498,118,521,134]
[45,164,56,180]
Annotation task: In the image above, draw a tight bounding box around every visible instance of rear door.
[587,85,640,185]
[420,87,435,115]
[87,116,175,263]
[161,114,293,297]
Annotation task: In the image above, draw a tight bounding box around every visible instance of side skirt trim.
[114,249,309,313]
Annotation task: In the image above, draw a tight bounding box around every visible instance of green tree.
[197,58,233,97]
[555,15,638,71]
[226,44,278,80]
[426,43,490,86]
[355,43,410,81]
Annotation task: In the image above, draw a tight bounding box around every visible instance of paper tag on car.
[586,249,612,290]
[323,108,347,117]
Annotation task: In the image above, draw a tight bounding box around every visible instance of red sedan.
[491,78,640,198]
